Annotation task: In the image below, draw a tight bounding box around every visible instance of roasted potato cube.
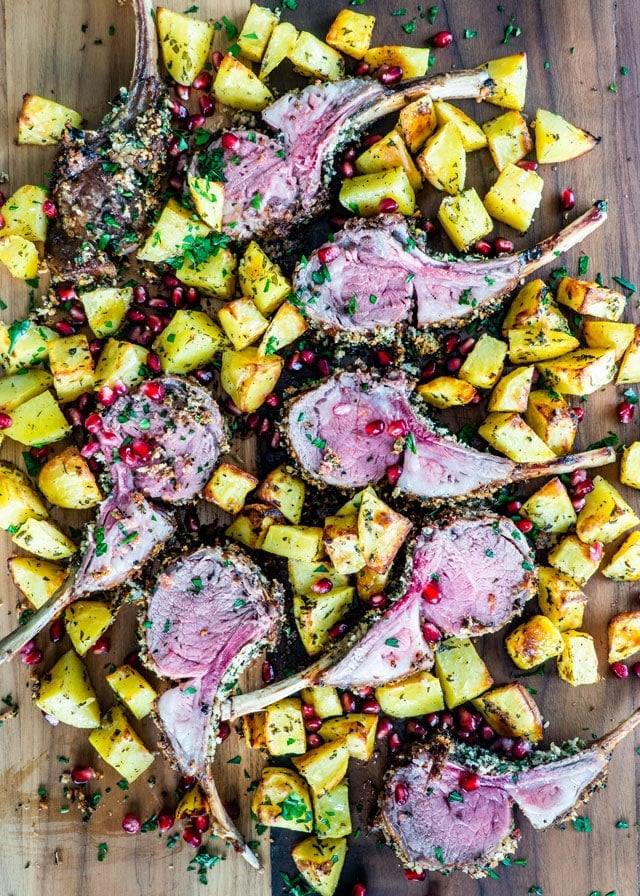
[175,784,209,820]
[293,586,355,657]
[437,188,493,251]
[478,412,556,462]
[355,564,391,602]
[186,175,225,231]
[482,110,532,171]
[355,129,422,192]
[0,465,48,530]
[225,503,285,550]
[534,108,599,163]
[616,327,640,384]
[256,464,306,524]
[175,246,237,299]
[264,697,307,756]
[313,781,352,840]
[300,687,343,720]
[88,705,154,783]
[318,714,377,761]
[472,682,543,742]
[323,513,366,575]
[507,326,580,364]
[239,241,292,316]
[203,462,258,515]
[520,477,577,533]
[251,767,313,832]
[38,446,102,510]
[154,309,228,374]
[557,631,600,686]
[287,559,351,596]
[583,320,636,362]
[258,302,308,357]
[12,517,76,560]
[357,486,412,574]
[339,167,416,217]
[556,277,625,321]
[0,320,57,374]
[326,9,375,59]
[0,234,39,280]
[106,665,158,720]
[243,712,268,750]
[536,348,616,395]
[364,45,431,79]
[608,611,640,663]
[64,600,115,656]
[156,6,215,85]
[2,185,49,242]
[459,333,507,389]
[48,334,95,402]
[501,279,570,335]
[415,122,466,195]
[6,390,71,446]
[289,31,345,80]
[292,738,349,798]
[0,369,52,412]
[620,441,640,489]
[484,53,527,110]
[80,286,133,338]
[237,4,279,62]
[8,556,67,610]
[17,93,82,145]
[292,835,348,896]
[434,100,487,151]
[537,566,588,632]
[35,649,100,728]
[262,524,324,562]
[483,162,543,232]
[416,375,478,408]
[505,614,564,670]
[434,638,494,708]
[93,339,148,392]
[487,366,534,413]
[602,531,640,581]
[137,198,210,263]
[548,534,602,586]
[525,389,580,455]
[398,96,438,154]
[260,21,298,80]
[576,475,639,544]
[218,298,269,350]
[375,670,445,718]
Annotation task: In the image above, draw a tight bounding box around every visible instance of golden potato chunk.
[239,241,292,316]
[38,446,102,510]
[505,614,564,670]
[326,9,375,59]
[535,348,616,395]
[557,631,600,686]
[537,567,588,632]
[484,53,527,111]
[487,366,534,413]
[8,556,67,610]
[6,390,71,447]
[93,340,148,392]
[258,301,308,357]
[398,96,438,154]
[583,320,636,362]
[375,670,445,718]
[292,738,350,798]
[221,347,283,413]
[260,22,298,80]
[525,389,580,456]
[0,234,39,280]
[477,412,556,462]
[64,600,115,656]
[437,188,493,251]
[106,664,158,720]
[203,462,258,515]
[256,464,306,524]
[473,683,543,742]
[323,513,365,575]
[458,333,507,389]
[416,375,478,409]
[291,835,348,896]
[88,705,154,783]
[575,474,639,544]
[364,45,431,79]
[616,327,640,384]
[12,518,76,560]
[264,697,306,756]
[154,309,228,374]
[556,277,625,321]
[534,108,599,163]
[520,476,577,534]
[218,298,269,351]
[482,110,532,171]
[434,100,487,151]
[251,767,313,832]
[357,486,412,574]
[547,534,602,587]
[313,781,352,840]
[289,31,346,81]
[501,278,570,336]
[156,6,215,85]
[225,503,285,551]
[293,585,355,657]
[237,4,279,63]
[608,611,640,663]
[620,441,640,489]
[80,286,133,338]
[0,464,48,531]
[317,714,377,761]
[602,531,640,581]
[483,163,543,232]
[355,129,422,192]
[262,524,324,562]
[300,687,343,720]
[2,185,49,242]
[434,638,494,708]
[416,122,466,195]
[507,327,579,364]
[35,649,100,729]
[18,93,82,145]
[339,167,416,217]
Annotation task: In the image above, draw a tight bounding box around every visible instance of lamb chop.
[222,513,536,720]
[192,67,494,243]
[283,368,616,501]
[142,544,284,869]
[46,0,171,284]
[376,706,640,877]
[293,202,607,343]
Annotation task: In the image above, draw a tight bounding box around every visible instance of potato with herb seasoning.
[292,738,350,798]
[317,714,377,761]
[505,614,564,670]
[434,638,494,707]
[291,835,348,896]
[251,767,313,832]
[38,445,102,509]
[289,31,346,81]
[293,585,355,657]
[313,781,352,840]
[88,705,154,783]
[35,649,101,729]
[473,682,543,741]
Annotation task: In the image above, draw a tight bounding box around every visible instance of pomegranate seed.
[264,392,280,408]
[175,82,190,101]
[287,350,303,372]
[378,197,399,214]
[515,518,534,533]
[306,733,323,749]
[184,506,200,533]
[425,712,441,728]
[421,622,442,643]
[30,445,52,461]
[617,400,635,423]
[457,336,476,356]
[122,812,141,834]
[56,284,78,302]
[386,464,401,487]
[218,721,231,743]
[259,417,271,436]
[631,662,640,678]
[431,30,454,48]
[404,869,427,881]
[369,593,389,610]
[340,691,357,714]
[198,94,215,117]
[572,405,585,421]
[271,430,281,450]
[54,320,75,337]
[444,333,459,354]
[422,578,442,604]
[300,348,316,365]
[98,385,116,406]
[474,238,493,256]
[305,716,323,733]
[377,65,403,86]
[406,720,426,738]
[446,356,462,373]
[571,497,587,512]
[211,51,223,71]
[66,407,84,429]
[480,724,495,741]
[180,775,197,791]
[162,272,179,290]
[80,441,100,459]
[365,419,385,436]
[394,782,409,805]
[149,296,170,310]
[440,711,454,729]
[317,358,331,377]
[71,765,97,785]
[376,349,393,367]
[387,419,408,438]
[342,148,355,163]
[169,174,184,192]
[0,413,12,429]
[182,827,202,848]
[456,707,479,732]
[511,738,532,760]
[388,731,402,751]
[146,313,165,334]
[247,413,260,430]
[193,813,211,831]
[560,188,576,211]
[157,809,175,832]
[329,621,348,640]
[339,159,355,178]
[119,444,137,466]
[187,113,206,132]
[262,661,275,683]
[42,198,58,219]
[68,304,86,324]
[131,439,151,461]
[459,770,480,791]
[146,352,162,374]
[573,478,594,498]
[169,98,188,120]
[311,577,333,594]
[352,885,367,896]
[192,70,213,91]
[143,381,166,401]
[168,136,184,157]
[194,369,214,387]
[301,702,316,720]
[357,686,374,699]
[589,541,604,562]
[611,661,629,679]
[49,619,65,643]
[493,237,515,254]
[91,636,111,655]
[317,245,339,265]
[355,62,371,76]
[506,499,522,514]
[21,647,43,665]
[221,132,239,151]
[186,286,199,305]
[375,717,394,740]
[363,133,382,147]
[360,698,381,715]
[570,468,588,486]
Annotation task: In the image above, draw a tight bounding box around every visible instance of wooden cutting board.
[0,2,639,895]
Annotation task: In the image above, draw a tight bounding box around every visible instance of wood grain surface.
[0,2,639,896]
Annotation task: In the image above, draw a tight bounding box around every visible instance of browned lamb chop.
[293,202,606,343]
[192,68,493,243]
[222,514,536,720]
[376,706,640,877]
[284,368,616,501]
[47,0,171,283]
[142,544,284,869]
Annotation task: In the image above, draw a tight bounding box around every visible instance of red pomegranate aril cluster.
[377,65,403,85]
[199,94,215,117]
[387,418,407,438]
[611,661,629,679]
[617,400,635,423]
[157,809,175,832]
[0,413,12,430]
[71,765,97,785]
[431,29,453,47]
[560,188,576,211]
[20,641,43,665]
[422,578,442,604]
[182,827,202,848]
[122,812,142,834]
[221,132,239,151]
[404,868,427,882]
[365,419,385,436]
[459,770,480,792]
